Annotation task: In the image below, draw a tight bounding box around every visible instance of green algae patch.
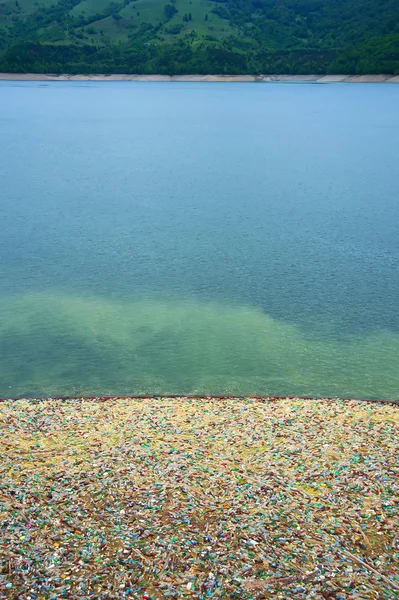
[1,292,399,399]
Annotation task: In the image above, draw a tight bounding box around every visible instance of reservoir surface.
[1,81,398,399]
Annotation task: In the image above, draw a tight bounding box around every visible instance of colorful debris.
[0,397,398,598]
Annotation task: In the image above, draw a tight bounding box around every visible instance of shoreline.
[1,72,399,83]
[2,393,398,404]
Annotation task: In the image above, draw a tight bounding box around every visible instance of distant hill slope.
[0,0,398,74]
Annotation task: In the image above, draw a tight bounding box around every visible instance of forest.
[0,0,398,74]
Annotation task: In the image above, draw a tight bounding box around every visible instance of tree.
[164,4,177,20]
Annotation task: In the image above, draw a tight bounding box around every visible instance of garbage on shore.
[1,396,398,599]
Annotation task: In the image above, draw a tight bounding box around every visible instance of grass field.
[0,0,236,45]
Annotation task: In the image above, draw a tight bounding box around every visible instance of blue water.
[1,81,399,399]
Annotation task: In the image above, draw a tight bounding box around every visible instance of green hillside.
[0,0,399,74]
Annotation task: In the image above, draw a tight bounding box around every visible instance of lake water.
[1,81,399,399]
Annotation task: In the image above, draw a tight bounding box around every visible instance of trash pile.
[1,396,398,599]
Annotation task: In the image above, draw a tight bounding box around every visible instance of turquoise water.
[1,81,399,399]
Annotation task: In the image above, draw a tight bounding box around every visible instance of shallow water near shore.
[1,81,399,399]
